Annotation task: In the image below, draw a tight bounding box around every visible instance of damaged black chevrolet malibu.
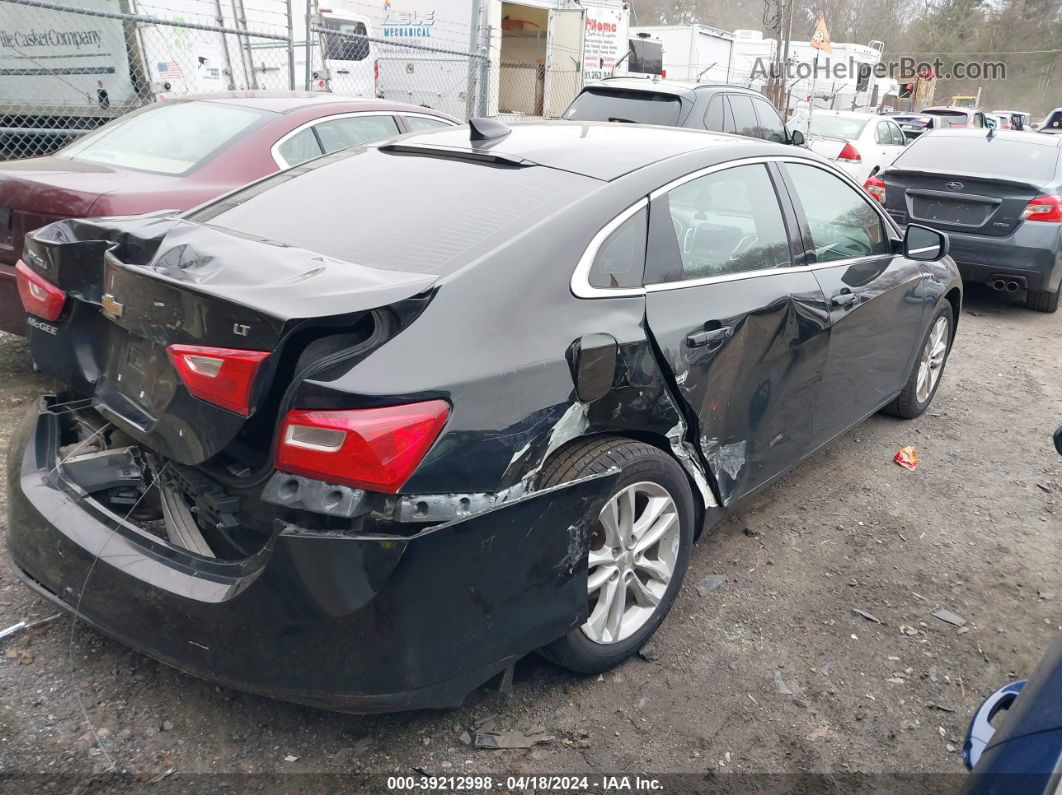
[8,120,961,712]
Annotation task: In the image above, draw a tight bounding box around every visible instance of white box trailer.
[361,0,629,119]
[0,0,378,146]
[628,24,733,84]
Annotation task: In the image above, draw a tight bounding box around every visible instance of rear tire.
[537,437,694,674]
[1026,284,1061,313]
[883,302,953,419]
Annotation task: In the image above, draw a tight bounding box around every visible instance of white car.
[805,111,908,184]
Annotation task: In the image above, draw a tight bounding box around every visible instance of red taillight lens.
[166,344,269,415]
[864,175,886,202]
[1021,195,1062,222]
[15,260,66,321]
[838,142,862,162]
[275,400,450,494]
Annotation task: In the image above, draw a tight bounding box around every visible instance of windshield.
[924,111,971,128]
[564,88,682,126]
[190,148,596,274]
[58,101,272,175]
[808,115,868,140]
[894,135,1060,182]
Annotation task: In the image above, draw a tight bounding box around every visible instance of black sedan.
[8,120,960,712]
[866,128,1062,312]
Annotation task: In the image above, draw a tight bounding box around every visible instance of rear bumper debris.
[7,398,616,712]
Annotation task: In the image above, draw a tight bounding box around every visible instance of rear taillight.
[275,400,450,493]
[166,344,269,416]
[863,175,886,202]
[15,260,66,321]
[838,142,862,163]
[1021,195,1062,222]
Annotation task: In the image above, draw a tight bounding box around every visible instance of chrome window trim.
[271,111,401,168]
[569,198,649,299]
[398,112,460,130]
[571,155,899,299]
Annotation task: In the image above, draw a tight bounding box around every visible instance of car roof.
[928,128,1062,146]
[586,77,766,98]
[167,91,412,114]
[922,106,978,114]
[384,120,775,181]
[812,110,880,120]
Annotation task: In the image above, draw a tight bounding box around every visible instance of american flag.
[157,61,182,79]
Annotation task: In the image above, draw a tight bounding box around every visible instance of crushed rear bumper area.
[945,226,1062,293]
[7,398,615,712]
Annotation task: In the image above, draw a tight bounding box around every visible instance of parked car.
[962,429,1062,793]
[0,91,456,335]
[886,112,946,141]
[1038,107,1062,134]
[993,109,1032,131]
[805,110,908,183]
[562,77,806,145]
[8,120,959,712]
[921,106,988,129]
[866,128,1062,312]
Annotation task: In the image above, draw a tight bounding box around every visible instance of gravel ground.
[0,284,1059,792]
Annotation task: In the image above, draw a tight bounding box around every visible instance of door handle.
[687,326,732,348]
[830,291,858,308]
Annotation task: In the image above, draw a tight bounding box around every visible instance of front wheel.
[883,302,954,419]
[537,437,694,674]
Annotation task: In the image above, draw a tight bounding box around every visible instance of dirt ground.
[0,284,1059,793]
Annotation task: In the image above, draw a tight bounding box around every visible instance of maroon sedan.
[0,91,456,334]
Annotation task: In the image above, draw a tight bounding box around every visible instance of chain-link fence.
[0,0,536,160]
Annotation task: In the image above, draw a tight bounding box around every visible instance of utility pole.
[286,0,295,90]
[304,0,313,91]
[779,0,793,118]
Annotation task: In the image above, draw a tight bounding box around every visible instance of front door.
[643,161,831,505]
[779,161,927,443]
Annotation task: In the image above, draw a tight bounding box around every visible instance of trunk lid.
[882,169,1041,236]
[806,135,849,160]
[23,215,437,465]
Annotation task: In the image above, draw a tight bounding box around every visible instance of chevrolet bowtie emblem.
[101,293,124,320]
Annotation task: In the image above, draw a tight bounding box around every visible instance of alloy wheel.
[915,316,949,404]
[581,481,680,645]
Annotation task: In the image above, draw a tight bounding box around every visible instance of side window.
[875,121,892,144]
[314,115,401,153]
[704,95,724,131]
[728,94,759,137]
[752,98,786,142]
[403,115,453,131]
[785,163,890,263]
[645,163,792,284]
[588,207,647,289]
[277,127,324,167]
[888,122,906,145]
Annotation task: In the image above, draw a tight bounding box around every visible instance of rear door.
[779,160,925,442]
[642,161,830,504]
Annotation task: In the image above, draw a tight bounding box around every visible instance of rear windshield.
[924,111,970,128]
[894,116,931,128]
[894,135,1060,181]
[190,148,595,273]
[564,88,682,126]
[58,101,271,175]
[809,115,868,140]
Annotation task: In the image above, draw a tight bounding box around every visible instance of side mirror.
[789,129,806,146]
[904,223,949,261]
